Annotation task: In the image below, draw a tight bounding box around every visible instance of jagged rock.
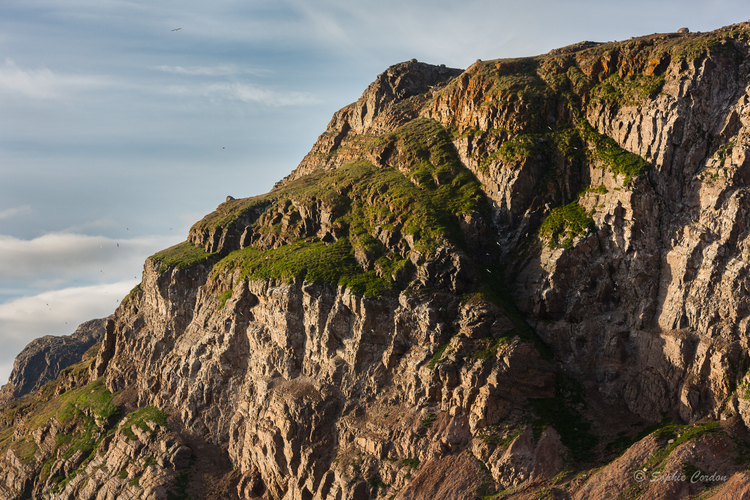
[0,317,107,403]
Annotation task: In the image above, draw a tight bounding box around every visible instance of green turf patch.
[150,241,216,274]
[538,202,594,249]
[120,406,168,441]
[206,118,488,298]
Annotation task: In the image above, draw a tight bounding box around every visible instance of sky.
[0,0,748,384]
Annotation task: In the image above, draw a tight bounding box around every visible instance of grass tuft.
[150,241,215,274]
[538,202,594,249]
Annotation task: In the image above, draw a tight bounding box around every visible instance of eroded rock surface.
[0,318,108,404]
[4,22,750,500]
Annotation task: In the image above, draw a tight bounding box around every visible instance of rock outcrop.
[4,22,750,500]
[0,318,107,404]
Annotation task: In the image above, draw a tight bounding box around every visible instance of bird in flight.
[172,28,182,31]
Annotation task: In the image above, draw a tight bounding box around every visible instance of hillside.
[3,22,750,499]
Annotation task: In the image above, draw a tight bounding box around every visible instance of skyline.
[1,0,749,383]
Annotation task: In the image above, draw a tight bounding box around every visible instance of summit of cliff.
[4,21,750,500]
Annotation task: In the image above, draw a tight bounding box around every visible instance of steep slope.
[4,22,750,500]
[0,318,108,404]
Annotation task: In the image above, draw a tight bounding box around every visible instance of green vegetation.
[167,470,191,500]
[681,461,701,480]
[538,202,594,249]
[642,422,723,471]
[471,336,511,360]
[368,475,387,490]
[652,27,749,62]
[478,426,524,448]
[717,141,736,168]
[550,126,587,162]
[10,437,37,464]
[150,241,216,274]
[190,195,271,235]
[477,124,587,172]
[21,375,118,432]
[200,118,488,299]
[212,239,392,298]
[604,416,672,457]
[0,365,177,497]
[472,57,555,126]
[121,406,168,441]
[217,289,232,310]
[530,374,597,463]
[578,121,651,185]
[427,343,450,369]
[497,134,542,163]
[401,457,420,469]
[421,413,437,429]
[62,379,119,423]
[475,481,500,499]
[350,457,363,476]
[591,73,666,106]
[123,283,143,305]
[472,57,546,100]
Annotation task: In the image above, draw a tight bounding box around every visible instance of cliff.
[0,318,107,404]
[3,22,750,500]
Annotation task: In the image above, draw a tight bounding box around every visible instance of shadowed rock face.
[5,22,750,500]
[0,317,107,403]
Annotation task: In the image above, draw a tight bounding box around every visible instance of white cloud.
[0,281,134,339]
[0,280,137,384]
[0,59,107,99]
[0,205,31,220]
[206,82,320,106]
[165,82,320,106]
[0,59,59,99]
[0,232,174,282]
[153,64,270,77]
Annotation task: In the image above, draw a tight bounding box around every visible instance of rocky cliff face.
[4,22,750,500]
[0,318,107,404]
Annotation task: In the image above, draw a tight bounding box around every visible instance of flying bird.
[172,28,182,31]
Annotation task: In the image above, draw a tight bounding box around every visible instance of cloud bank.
[0,280,137,384]
[153,64,270,77]
[0,232,173,282]
[0,59,106,100]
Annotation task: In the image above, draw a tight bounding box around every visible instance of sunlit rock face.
[4,22,750,500]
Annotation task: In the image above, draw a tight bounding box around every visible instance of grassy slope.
[154,118,488,298]
[0,354,169,494]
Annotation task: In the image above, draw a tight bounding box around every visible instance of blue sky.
[0,0,748,383]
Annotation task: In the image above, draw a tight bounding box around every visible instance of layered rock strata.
[3,22,750,500]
